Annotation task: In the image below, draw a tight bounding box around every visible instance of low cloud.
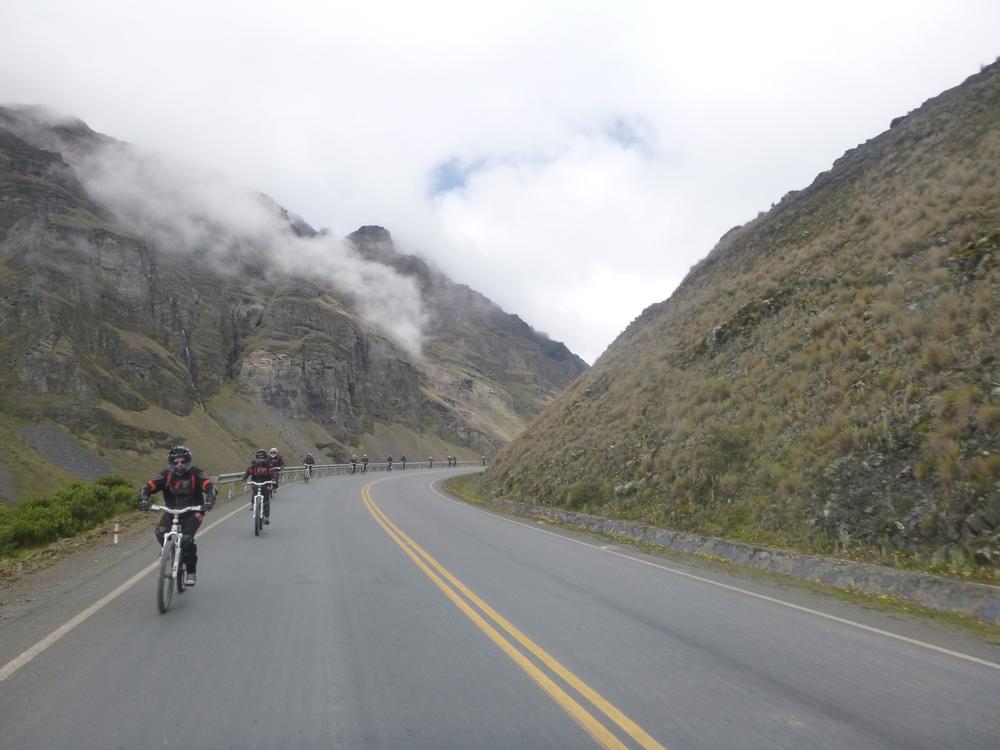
[4,3,999,363]
[72,137,427,357]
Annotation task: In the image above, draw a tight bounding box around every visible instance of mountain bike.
[303,464,312,483]
[149,504,203,614]
[247,480,274,536]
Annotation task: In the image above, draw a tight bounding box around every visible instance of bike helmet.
[167,445,193,475]
[269,448,278,458]
[255,449,268,460]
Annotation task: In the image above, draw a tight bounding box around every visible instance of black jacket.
[143,468,213,510]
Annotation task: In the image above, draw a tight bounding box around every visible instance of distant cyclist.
[303,452,316,480]
[242,449,277,524]
[268,447,285,491]
[428,456,433,468]
[351,454,358,474]
[361,454,369,474]
[400,455,406,470]
[139,445,217,587]
[386,455,393,472]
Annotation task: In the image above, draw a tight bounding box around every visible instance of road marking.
[0,501,247,684]
[428,480,1000,673]
[363,480,667,750]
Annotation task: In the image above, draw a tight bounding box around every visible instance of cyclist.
[268,447,285,492]
[351,454,358,474]
[139,445,216,587]
[428,456,433,468]
[400,454,406,470]
[242,449,277,524]
[481,455,486,466]
[361,454,369,474]
[303,452,316,480]
[386,455,393,472]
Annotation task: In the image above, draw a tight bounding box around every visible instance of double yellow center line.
[362,480,667,750]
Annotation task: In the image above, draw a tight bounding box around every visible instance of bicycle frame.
[149,504,202,613]
[247,480,274,536]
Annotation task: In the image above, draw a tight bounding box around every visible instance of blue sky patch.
[428,157,488,197]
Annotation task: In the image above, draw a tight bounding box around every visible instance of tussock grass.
[484,62,1000,579]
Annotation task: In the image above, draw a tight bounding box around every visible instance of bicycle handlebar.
[148,505,204,515]
[247,480,275,487]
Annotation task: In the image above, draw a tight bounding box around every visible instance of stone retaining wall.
[486,498,1000,624]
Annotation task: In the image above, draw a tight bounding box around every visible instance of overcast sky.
[2,1,999,363]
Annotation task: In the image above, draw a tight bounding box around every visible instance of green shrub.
[565,480,610,510]
[0,476,136,558]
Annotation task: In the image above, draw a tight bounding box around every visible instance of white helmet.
[269,448,278,457]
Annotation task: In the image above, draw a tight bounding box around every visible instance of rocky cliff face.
[484,61,1000,571]
[0,107,588,500]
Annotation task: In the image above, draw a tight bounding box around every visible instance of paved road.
[1,468,998,749]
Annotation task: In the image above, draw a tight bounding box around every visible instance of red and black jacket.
[144,468,213,510]
[242,462,277,483]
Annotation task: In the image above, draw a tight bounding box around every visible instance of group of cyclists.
[138,446,284,587]
[238,447,287,528]
[138,444,484,587]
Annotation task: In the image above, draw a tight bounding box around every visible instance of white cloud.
[73,138,427,357]
[2,0,999,363]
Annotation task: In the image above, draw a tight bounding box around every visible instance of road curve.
[1,468,998,749]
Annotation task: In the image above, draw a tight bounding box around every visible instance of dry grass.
[486,62,1000,574]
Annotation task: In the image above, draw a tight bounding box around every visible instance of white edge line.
[427,479,1000,672]
[0,501,247,684]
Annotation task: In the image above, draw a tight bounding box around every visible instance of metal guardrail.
[216,460,484,499]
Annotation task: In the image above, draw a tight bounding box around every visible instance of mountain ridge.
[0,107,587,501]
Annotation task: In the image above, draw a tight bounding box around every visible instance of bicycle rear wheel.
[157,544,175,613]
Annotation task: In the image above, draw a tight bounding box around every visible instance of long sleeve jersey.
[143,468,214,509]
[242,463,277,483]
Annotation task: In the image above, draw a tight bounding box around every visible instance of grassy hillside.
[485,61,1000,574]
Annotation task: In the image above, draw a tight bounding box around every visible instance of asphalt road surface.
[1,468,998,749]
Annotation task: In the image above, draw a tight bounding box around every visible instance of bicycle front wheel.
[157,544,175,613]
[254,498,261,536]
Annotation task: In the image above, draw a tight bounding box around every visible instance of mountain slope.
[485,61,1000,569]
[0,107,587,501]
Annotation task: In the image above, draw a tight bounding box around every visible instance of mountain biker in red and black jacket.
[139,445,216,586]
[242,449,277,522]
